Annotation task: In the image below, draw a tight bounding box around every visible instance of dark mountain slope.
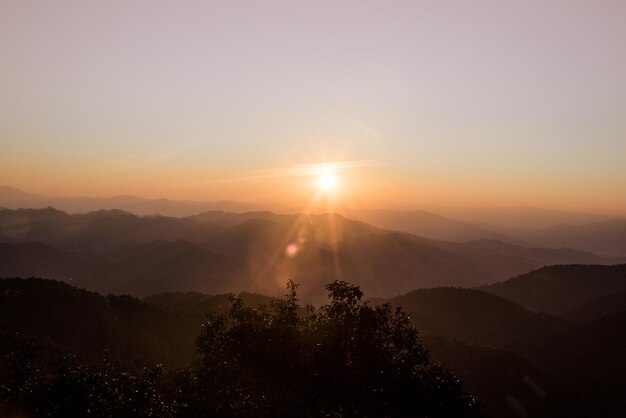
[422,336,592,418]
[143,291,275,323]
[527,312,626,418]
[0,278,198,369]
[1,276,620,417]
[0,242,107,289]
[381,287,562,350]
[481,264,626,314]
[565,289,626,321]
[99,240,249,296]
[0,240,248,297]
[376,287,612,416]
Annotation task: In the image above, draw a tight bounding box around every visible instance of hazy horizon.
[3,183,626,218]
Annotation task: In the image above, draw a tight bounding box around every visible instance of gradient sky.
[1,1,625,213]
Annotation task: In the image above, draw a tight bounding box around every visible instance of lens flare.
[285,243,299,258]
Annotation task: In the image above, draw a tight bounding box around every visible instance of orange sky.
[1,1,625,215]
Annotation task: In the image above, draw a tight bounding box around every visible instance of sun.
[317,173,338,193]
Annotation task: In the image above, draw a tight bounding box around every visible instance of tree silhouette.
[177,280,480,417]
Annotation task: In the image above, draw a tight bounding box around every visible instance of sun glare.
[317,173,338,193]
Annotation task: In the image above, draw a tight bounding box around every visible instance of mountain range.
[480,264,626,315]
[0,185,263,217]
[1,207,622,300]
[3,186,625,257]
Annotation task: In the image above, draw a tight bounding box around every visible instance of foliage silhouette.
[0,325,169,417]
[177,279,479,417]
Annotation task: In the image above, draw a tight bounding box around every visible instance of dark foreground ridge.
[0,279,478,418]
[3,272,625,417]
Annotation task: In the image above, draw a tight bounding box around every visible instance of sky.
[1,0,625,213]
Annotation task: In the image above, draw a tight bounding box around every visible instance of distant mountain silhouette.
[480,264,626,314]
[0,185,264,216]
[348,209,513,242]
[0,206,225,252]
[199,214,491,298]
[0,186,43,204]
[428,238,614,280]
[197,213,618,299]
[342,208,626,256]
[4,185,623,233]
[186,210,285,227]
[518,219,626,257]
[433,205,613,229]
[1,208,621,300]
[5,187,626,260]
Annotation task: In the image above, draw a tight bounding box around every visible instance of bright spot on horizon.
[317,173,338,194]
